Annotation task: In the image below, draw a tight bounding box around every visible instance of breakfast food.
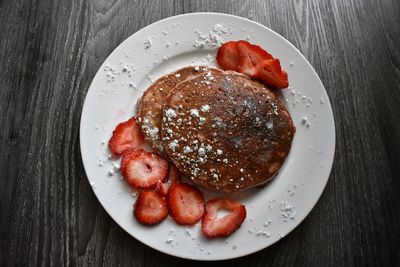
[161,70,295,192]
[108,40,293,238]
[202,198,246,238]
[109,117,144,156]
[155,165,180,196]
[168,182,205,225]
[134,191,168,225]
[121,148,168,189]
[217,40,288,88]
[137,66,222,155]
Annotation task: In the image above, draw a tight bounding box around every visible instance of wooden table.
[1,0,399,266]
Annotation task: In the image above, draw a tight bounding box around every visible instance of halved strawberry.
[156,164,181,196]
[237,40,273,76]
[134,191,168,225]
[168,182,205,225]
[255,59,289,89]
[202,198,246,238]
[121,149,168,189]
[109,117,144,156]
[216,41,240,71]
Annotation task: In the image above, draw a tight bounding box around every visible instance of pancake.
[137,66,222,155]
[160,70,295,193]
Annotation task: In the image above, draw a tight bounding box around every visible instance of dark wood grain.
[1,0,400,266]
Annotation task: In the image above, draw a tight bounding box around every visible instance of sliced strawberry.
[202,198,246,238]
[109,117,144,156]
[168,182,205,225]
[216,41,240,71]
[121,149,168,189]
[156,164,181,196]
[237,40,273,76]
[238,40,273,61]
[255,59,289,89]
[134,191,168,225]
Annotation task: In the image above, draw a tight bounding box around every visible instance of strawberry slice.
[168,182,205,225]
[202,198,246,238]
[121,149,168,189]
[255,59,289,89]
[109,117,144,156]
[237,40,273,76]
[134,191,168,225]
[156,164,181,196]
[216,41,240,71]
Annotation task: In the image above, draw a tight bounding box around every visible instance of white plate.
[80,13,335,261]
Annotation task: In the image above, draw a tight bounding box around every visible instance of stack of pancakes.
[137,66,295,193]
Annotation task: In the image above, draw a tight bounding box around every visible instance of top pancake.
[137,66,222,155]
[160,70,295,193]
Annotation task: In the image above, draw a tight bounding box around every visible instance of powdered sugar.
[193,24,230,48]
[183,146,192,154]
[165,108,177,119]
[280,200,297,221]
[184,228,197,240]
[147,126,159,139]
[198,147,206,156]
[169,140,179,151]
[200,104,210,112]
[128,82,136,88]
[190,109,200,117]
[144,37,152,49]
[165,229,178,247]
[301,117,311,128]
[249,219,273,238]
[103,65,119,82]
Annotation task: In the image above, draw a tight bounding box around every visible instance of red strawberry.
[121,149,168,189]
[168,182,205,225]
[109,117,144,156]
[255,59,289,89]
[237,40,273,76]
[134,191,168,225]
[216,41,240,71]
[202,198,246,238]
[156,164,181,196]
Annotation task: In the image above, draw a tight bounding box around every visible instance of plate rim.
[79,12,336,261]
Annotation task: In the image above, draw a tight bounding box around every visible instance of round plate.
[80,13,335,261]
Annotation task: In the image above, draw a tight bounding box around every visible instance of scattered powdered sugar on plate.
[286,87,326,128]
[144,37,152,49]
[200,53,217,64]
[128,82,137,89]
[248,219,273,238]
[107,161,120,176]
[97,156,106,167]
[193,24,230,48]
[166,228,178,247]
[287,184,297,196]
[289,87,313,109]
[301,116,311,128]
[184,228,197,240]
[280,200,297,221]
[103,65,120,82]
[121,64,136,76]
